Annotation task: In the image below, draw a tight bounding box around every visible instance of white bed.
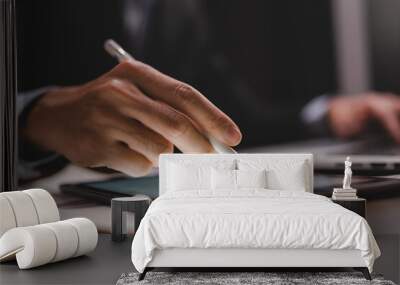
[131,154,380,280]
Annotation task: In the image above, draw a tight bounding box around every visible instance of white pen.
[104,39,237,154]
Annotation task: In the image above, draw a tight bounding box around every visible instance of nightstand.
[331,198,366,218]
[111,195,151,242]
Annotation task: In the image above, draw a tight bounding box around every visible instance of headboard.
[159,153,313,195]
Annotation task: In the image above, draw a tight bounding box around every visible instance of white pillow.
[211,169,236,190]
[211,169,268,190]
[167,163,211,191]
[166,159,236,192]
[236,169,267,189]
[238,159,308,191]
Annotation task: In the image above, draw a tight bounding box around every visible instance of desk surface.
[0,234,133,285]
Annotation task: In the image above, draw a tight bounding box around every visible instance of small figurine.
[332,156,358,200]
[342,156,352,189]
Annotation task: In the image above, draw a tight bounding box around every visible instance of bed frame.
[139,154,371,280]
[140,248,370,280]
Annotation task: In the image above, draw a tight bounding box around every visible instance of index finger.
[371,106,400,143]
[108,60,242,146]
[380,112,400,143]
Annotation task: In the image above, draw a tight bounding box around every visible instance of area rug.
[116,272,396,285]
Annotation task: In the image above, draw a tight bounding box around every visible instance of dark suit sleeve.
[137,0,336,147]
[16,0,125,182]
[17,89,68,182]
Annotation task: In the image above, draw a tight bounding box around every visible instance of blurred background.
[17,0,400,144]
[14,1,400,281]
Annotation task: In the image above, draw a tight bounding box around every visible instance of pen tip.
[104,39,134,61]
[104,39,119,57]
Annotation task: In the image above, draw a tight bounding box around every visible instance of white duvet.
[131,190,380,273]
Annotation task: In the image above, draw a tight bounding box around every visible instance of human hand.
[328,92,400,142]
[24,60,242,176]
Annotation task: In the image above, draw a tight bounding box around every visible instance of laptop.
[246,135,400,175]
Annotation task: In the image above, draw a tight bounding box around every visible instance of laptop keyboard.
[343,140,400,155]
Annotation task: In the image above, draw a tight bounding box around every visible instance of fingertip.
[384,118,400,144]
[224,126,242,146]
[394,133,400,144]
